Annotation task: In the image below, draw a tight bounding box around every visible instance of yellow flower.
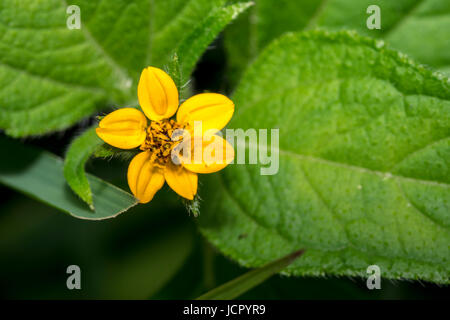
[96,67,235,203]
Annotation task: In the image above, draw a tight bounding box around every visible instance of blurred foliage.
[196,250,305,299]
[0,135,138,219]
[225,0,450,85]
[0,184,448,299]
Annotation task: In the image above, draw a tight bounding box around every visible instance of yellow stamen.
[140,119,186,167]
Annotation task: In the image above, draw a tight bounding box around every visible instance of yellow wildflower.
[96,67,235,203]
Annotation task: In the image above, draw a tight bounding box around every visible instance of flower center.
[140,119,186,167]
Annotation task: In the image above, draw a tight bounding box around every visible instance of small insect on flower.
[96,67,235,203]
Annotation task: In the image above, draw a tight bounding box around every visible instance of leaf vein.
[217,172,291,242]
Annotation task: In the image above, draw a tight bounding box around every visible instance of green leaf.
[63,127,103,208]
[176,1,253,84]
[0,135,138,219]
[62,125,139,209]
[199,30,450,283]
[225,0,450,84]
[196,250,304,300]
[0,0,228,137]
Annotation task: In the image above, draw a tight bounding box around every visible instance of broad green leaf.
[225,0,450,84]
[177,1,253,84]
[196,250,304,300]
[0,0,227,137]
[0,135,138,219]
[199,31,450,283]
[63,127,103,208]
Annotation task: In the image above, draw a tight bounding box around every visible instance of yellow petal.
[127,151,165,203]
[96,108,147,149]
[176,93,234,134]
[138,67,179,121]
[164,161,198,200]
[182,135,235,174]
